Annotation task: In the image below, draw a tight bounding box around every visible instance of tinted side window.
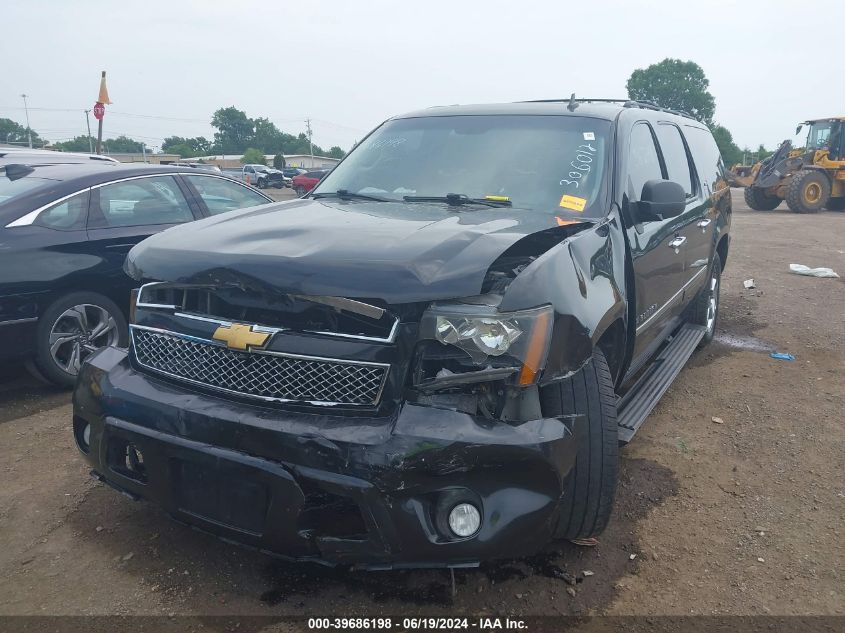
[655,124,695,196]
[185,175,270,216]
[34,191,89,230]
[684,126,727,193]
[91,176,194,228]
[627,123,664,200]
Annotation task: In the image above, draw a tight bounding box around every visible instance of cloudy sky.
[2,0,842,153]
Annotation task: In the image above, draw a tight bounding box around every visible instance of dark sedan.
[0,162,274,386]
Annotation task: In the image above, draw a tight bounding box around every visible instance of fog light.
[82,424,91,448]
[448,503,481,537]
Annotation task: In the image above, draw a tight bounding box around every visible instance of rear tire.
[540,349,618,540]
[743,187,781,211]
[31,292,128,387]
[687,252,722,348]
[824,197,845,211]
[785,170,830,214]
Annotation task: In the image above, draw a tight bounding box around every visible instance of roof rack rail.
[520,96,697,120]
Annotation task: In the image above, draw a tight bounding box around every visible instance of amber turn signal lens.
[518,309,553,385]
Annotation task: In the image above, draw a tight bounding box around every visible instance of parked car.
[223,164,284,189]
[281,167,306,179]
[0,148,119,166]
[291,169,328,195]
[0,162,273,386]
[73,99,730,567]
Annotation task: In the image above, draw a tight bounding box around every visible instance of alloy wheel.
[705,274,719,334]
[49,303,119,375]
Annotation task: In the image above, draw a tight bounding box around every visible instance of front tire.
[688,252,722,348]
[257,178,267,189]
[743,187,781,211]
[31,292,128,387]
[295,186,306,196]
[785,170,831,214]
[540,349,618,540]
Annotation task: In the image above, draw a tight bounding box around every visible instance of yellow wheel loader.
[729,117,845,213]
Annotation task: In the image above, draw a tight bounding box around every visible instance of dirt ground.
[1,191,843,620]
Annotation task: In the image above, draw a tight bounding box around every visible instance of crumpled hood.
[125,198,572,302]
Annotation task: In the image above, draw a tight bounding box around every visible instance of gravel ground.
[0,191,843,620]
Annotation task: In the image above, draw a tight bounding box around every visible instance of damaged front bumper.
[73,346,579,569]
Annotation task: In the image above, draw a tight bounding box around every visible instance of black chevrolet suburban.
[72,99,731,568]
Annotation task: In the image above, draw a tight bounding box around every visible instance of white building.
[280,154,340,169]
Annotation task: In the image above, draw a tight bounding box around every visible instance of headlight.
[420,303,553,385]
[435,315,521,356]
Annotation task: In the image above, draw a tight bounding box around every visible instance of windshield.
[805,120,837,151]
[314,115,611,216]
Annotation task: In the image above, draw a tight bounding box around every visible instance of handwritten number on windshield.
[560,144,597,188]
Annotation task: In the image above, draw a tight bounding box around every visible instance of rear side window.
[684,126,727,194]
[34,191,89,230]
[655,123,695,197]
[627,123,664,200]
[184,175,270,216]
[90,176,194,228]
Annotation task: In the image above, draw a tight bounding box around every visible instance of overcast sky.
[2,0,842,153]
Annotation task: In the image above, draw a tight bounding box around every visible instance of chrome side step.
[617,324,707,444]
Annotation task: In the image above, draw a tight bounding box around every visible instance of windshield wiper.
[403,193,512,208]
[312,189,391,202]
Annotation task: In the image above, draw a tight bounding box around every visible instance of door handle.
[668,236,687,248]
[696,219,712,231]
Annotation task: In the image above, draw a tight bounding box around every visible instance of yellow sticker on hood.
[559,195,587,212]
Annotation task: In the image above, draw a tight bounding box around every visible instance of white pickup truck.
[222,164,286,189]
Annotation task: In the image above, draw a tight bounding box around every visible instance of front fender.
[499,216,628,383]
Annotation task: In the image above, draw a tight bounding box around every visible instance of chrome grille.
[131,327,388,405]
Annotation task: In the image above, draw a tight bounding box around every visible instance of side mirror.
[795,124,803,135]
[637,179,686,221]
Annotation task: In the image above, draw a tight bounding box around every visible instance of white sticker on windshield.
[583,132,595,141]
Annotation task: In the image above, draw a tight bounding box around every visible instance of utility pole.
[84,110,93,153]
[20,94,32,148]
[142,143,147,163]
[305,118,314,164]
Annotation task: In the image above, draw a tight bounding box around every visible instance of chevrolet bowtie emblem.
[212,323,271,351]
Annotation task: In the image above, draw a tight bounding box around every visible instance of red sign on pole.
[93,102,105,120]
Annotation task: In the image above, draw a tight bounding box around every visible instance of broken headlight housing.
[419,303,554,386]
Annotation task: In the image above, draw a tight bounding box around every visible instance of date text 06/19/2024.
[307,617,528,630]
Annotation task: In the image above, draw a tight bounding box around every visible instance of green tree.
[0,117,44,147]
[253,117,286,154]
[273,153,285,169]
[211,106,254,153]
[327,146,345,159]
[240,148,266,165]
[103,135,145,153]
[755,144,775,161]
[165,143,198,158]
[53,135,94,152]
[162,135,211,156]
[626,59,716,123]
[710,124,743,167]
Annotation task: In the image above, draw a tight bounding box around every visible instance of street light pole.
[84,110,93,153]
[305,118,314,165]
[20,93,32,148]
